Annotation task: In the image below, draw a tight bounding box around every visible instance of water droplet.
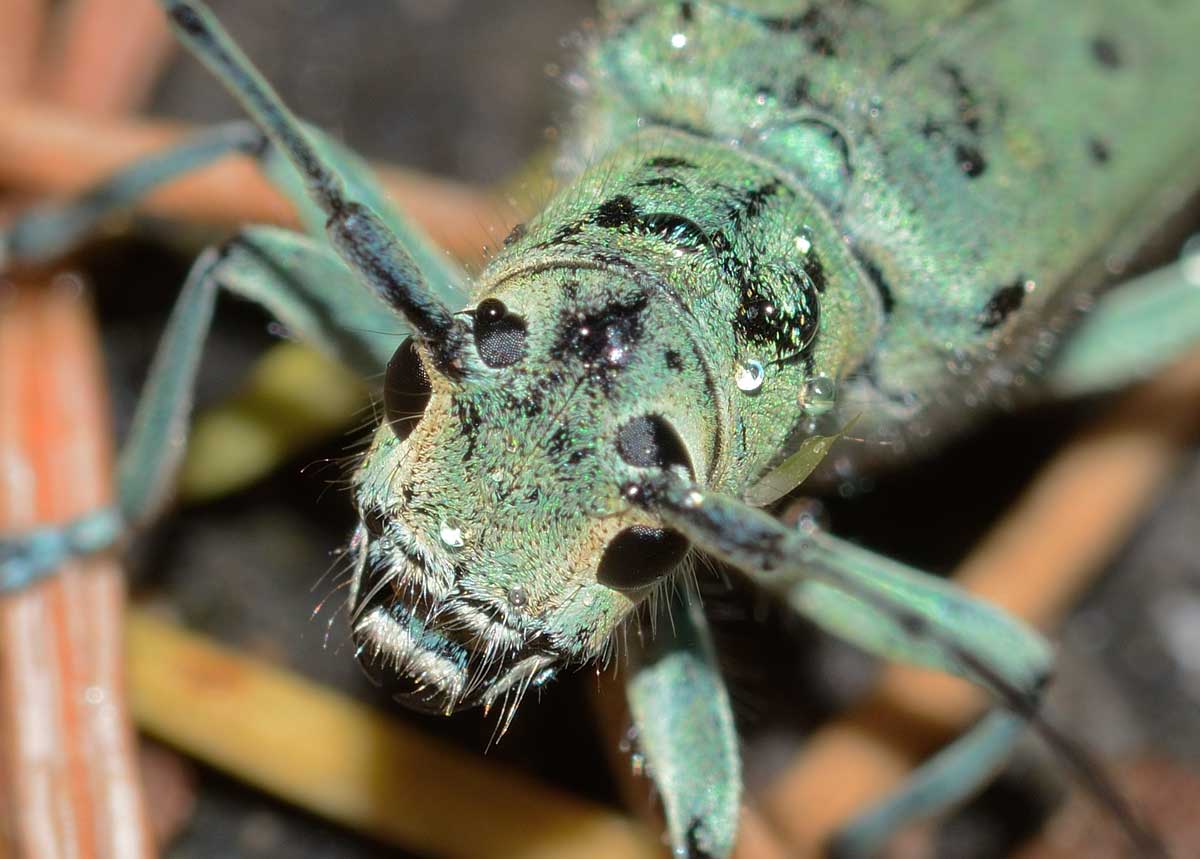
[736,359,765,392]
[507,586,528,609]
[683,489,704,509]
[669,32,688,49]
[802,375,836,413]
[439,521,464,549]
[794,233,812,255]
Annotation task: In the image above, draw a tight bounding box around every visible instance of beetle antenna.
[158,0,463,370]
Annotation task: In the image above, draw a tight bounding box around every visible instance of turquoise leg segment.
[630,475,1164,857]
[626,589,741,859]
[0,508,123,591]
[828,711,1025,859]
[1049,243,1200,397]
[1,228,401,590]
[0,122,265,269]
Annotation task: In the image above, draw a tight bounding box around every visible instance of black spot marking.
[647,156,695,170]
[785,75,812,108]
[593,195,640,229]
[1091,36,1122,69]
[955,142,987,178]
[665,349,684,372]
[759,8,840,56]
[1088,137,1111,165]
[940,63,981,134]
[634,176,687,191]
[551,295,649,394]
[679,1,694,22]
[502,223,526,246]
[978,280,1029,330]
[452,397,482,462]
[851,250,895,316]
[546,194,711,257]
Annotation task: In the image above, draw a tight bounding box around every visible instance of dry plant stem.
[0,1,179,854]
[761,350,1200,856]
[126,609,659,859]
[0,99,508,260]
[0,282,154,859]
[40,0,173,118]
[0,0,45,97]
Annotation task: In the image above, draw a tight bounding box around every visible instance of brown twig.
[126,609,660,859]
[0,0,45,97]
[760,350,1200,856]
[0,0,179,855]
[0,99,509,260]
[39,0,173,117]
[0,279,154,858]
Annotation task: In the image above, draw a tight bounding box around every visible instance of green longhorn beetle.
[3,1,1200,856]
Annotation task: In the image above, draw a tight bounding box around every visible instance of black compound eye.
[597,525,690,591]
[616,414,693,474]
[474,297,527,368]
[384,336,431,441]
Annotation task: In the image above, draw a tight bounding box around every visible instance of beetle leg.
[1049,242,1200,397]
[628,474,1165,858]
[626,586,741,859]
[0,227,400,591]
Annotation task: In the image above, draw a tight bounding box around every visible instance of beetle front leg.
[626,475,1165,858]
[626,587,741,859]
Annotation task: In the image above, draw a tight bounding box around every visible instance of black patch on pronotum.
[647,155,695,170]
[634,176,687,191]
[978,280,1029,330]
[552,295,649,393]
[1088,137,1111,165]
[593,195,640,229]
[665,349,684,372]
[955,142,987,178]
[1091,36,1122,69]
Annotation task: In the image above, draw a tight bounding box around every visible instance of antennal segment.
[159,0,463,371]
